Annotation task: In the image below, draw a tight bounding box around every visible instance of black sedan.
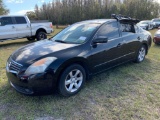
[6,18,152,97]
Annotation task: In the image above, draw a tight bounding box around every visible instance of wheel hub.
[65,69,83,93]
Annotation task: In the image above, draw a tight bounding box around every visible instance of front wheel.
[36,31,47,40]
[134,45,146,63]
[58,64,86,97]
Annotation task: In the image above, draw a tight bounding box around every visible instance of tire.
[146,26,149,30]
[36,31,47,41]
[27,36,35,41]
[58,64,86,97]
[134,45,146,63]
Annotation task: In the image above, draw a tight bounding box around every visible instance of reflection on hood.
[12,40,78,64]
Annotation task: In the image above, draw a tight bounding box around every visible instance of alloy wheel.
[65,69,83,93]
[138,47,146,62]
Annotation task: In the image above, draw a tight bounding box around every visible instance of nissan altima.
[6,17,152,97]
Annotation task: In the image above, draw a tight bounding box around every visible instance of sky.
[4,0,52,15]
[4,0,160,15]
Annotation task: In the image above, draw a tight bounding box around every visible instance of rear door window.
[120,23,135,36]
[0,17,13,26]
[15,17,27,24]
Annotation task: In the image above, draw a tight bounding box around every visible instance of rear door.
[0,17,17,40]
[120,23,141,60]
[13,16,31,38]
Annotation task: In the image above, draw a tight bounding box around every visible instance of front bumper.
[6,70,55,95]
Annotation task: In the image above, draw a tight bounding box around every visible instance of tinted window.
[0,17,13,26]
[15,17,27,24]
[96,22,119,40]
[121,23,135,35]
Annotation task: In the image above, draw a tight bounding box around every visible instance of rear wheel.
[36,31,47,41]
[58,64,86,97]
[134,45,146,63]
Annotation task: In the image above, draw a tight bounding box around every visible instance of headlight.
[25,57,57,75]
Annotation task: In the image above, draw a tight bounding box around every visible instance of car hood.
[11,40,79,65]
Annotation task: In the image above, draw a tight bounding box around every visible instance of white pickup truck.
[0,15,53,41]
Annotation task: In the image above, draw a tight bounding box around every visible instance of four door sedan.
[6,19,152,97]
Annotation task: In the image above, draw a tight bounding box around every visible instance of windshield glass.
[153,19,160,22]
[52,23,100,44]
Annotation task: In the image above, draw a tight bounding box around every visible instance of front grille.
[8,59,23,73]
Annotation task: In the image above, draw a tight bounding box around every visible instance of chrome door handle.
[12,26,15,29]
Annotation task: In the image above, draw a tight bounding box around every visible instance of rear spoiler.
[111,14,139,24]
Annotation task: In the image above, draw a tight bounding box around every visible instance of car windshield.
[52,23,100,44]
[153,19,160,22]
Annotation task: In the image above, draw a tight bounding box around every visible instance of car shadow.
[0,40,34,47]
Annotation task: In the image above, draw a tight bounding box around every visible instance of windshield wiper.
[55,40,67,43]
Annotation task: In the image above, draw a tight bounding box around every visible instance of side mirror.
[93,36,108,44]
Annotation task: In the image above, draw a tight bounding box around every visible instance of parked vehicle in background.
[153,30,160,44]
[137,20,153,30]
[0,15,53,42]
[151,18,160,28]
[6,15,152,97]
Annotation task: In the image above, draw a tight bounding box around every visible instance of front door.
[13,17,31,38]
[88,22,127,73]
[0,17,17,40]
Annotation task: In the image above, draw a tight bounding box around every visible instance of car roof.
[76,19,117,24]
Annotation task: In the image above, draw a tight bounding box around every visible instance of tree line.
[0,0,9,15]
[31,0,160,25]
[0,0,159,25]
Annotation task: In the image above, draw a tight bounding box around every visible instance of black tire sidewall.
[36,31,47,40]
[58,64,86,97]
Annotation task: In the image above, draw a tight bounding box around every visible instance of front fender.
[50,57,91,83]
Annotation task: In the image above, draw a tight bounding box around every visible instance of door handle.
[117,43,123,48]
[12,26,15,29]
[137,36,141,40]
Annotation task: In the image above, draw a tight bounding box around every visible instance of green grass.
[0,29,160,120]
